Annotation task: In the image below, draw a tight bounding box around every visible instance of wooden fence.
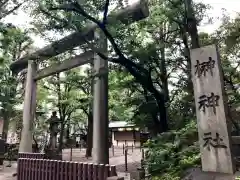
[17,158,117,180]
[18,153,45,159]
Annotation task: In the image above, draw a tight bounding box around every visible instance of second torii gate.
[10,0,149,164]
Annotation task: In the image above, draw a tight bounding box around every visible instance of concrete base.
[182,168,240,180]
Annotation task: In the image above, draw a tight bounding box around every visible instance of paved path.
[62,147,143,172]
[0,162,17,180]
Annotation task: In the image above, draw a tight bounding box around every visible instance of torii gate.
[10,0,149,164]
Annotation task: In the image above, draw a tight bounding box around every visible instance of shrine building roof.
[109,121,135,128]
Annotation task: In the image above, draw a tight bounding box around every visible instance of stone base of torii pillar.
[182,168,240,180]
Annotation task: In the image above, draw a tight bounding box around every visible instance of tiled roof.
[109,121,135,128]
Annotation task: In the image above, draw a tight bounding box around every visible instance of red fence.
[17,158,117,180]
[18,153,45,159]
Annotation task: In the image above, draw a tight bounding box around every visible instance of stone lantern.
[48,111,60,150]
[45,111,62,160]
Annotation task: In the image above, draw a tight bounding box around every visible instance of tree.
[38,52,94,153]
[26,0,211,135]
[0,0,27,20]
[7,0,240,178]
[0,24,32,140]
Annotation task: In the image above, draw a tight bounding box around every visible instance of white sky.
[196,0,240,32]
[3,0,240,48]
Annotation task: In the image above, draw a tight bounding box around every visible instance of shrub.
[144,120,201,179]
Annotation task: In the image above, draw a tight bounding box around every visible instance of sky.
[196,0,240,32]
[3,0,240,49]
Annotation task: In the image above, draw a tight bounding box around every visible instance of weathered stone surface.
[35,51,94,80]
[19,60,37,153]
[190,45,235,173]
[182,168,240,180]
[92,31,109,164]
[117,172,130,180]
[107,176,124,180]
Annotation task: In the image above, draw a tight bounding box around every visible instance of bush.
[144,120,201,180]
[4,144,19,161]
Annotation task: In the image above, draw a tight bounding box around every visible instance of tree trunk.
[185,0,200,49]
[156,98,168,132]
[2,111,9,141]
[159,26,169,102]
[180,27,195,114]
[86,112,93,157]
[143,89,165,134]
[66,122,70,140]
[57,120,65,154]
[65,121,71,147]
[124,62,169,132]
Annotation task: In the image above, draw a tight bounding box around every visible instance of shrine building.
[109,121,149,147]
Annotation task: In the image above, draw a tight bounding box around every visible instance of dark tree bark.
[159,27,169,102]
[57,120,65,154]
[86,112,93,157]
[1,111,9,141]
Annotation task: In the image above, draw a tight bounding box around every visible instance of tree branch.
[50,2,148,74]
[0,1,24,20]
[48,1,167,130]
[102,0,110,24]
[40,7,74,30]
[50,3,100,25]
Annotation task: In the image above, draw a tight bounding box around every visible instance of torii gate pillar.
[92,31,109,164]
[19,60,37,152]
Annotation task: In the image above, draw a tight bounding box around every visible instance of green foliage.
[145,120,200,179]
[0,23,33,138]
[0,0,26,20]
[0,0,239,177]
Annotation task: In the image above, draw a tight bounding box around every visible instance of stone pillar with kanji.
[190,44,235,174]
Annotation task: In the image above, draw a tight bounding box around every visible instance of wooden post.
[142,149,145,160]
[92,31,109,164]
[70,146,73,161]
[123,144,125,154]
[190,44,235,174]
[124,149,128,172]
[19,60,37,152]
[112,145,114,157]
[141,149,145,169]
[110,165,117,176]
[132,144,133,153]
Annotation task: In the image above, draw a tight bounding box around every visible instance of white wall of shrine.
[112,136,141,147]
